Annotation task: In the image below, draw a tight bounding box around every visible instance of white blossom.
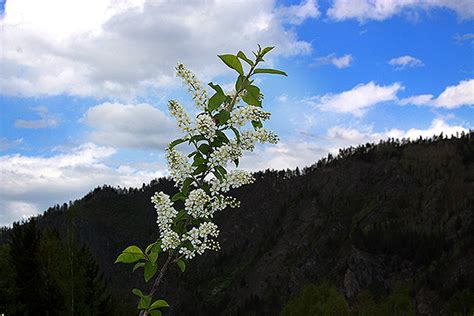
[168,100,193,133]
[176,63,208,110]
[229,106,270,127]
[209,143,243,167]
[185,189,211,218]
[210,170,255,194]
[165,147,193,186]
[196,113,216,141]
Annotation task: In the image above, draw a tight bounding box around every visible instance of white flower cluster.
[196,113,216,141]
[229,106,270,127]
[185,189,211,218]
[240,128,279,151]
[179,222,220,259]
[151,192,180,251]
[209,143,243,167]
[165,147,193,186]
[168,100,192,133]
[176,63,208,110]
[210,170,255,194]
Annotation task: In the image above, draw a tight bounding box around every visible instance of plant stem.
[139,251,175,316]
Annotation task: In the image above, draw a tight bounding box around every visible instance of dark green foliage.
[0,221,114,315]
[281,283,350,316]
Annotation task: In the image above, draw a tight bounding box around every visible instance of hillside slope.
[1,133,473,315]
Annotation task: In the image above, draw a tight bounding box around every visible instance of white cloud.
[454,33,474,45]
[0,0,312,99]
[14,106,60,129]
[313,54,353,68]
[325,118,468,151]
[277,0,320,25]
[0,138,24,151]
[0,143,165,226]
[327,0,474,21]
[306,81,403,117]
[83,102,178,149]
[389,55,424,69]
[400,79,474,109]
[238,118,468,172]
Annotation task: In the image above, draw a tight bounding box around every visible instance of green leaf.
[149,299,170,310]
[145,241,162,254]
[217,110,230,125]
[208,82,225,95]
[144,261,157,282]
[242,85,261,106]
[251,120,263,129]
[216,165,227,175]
[172,192,186,202]
[192,154,206,167]
[181,177,194,195]
[208,92,227,112]
[198,144,210,154]
[133,262,145,272]
[254,68,287,76]
[218,54,244,75]
[234,159,239,168]
[260,46,274,56]
[169,138,186,149]
[115,246,145,264]
[132,288,145,298]
[216,130,230,143]
[237,51,254,66]
[176,259,186,272]
[173,209,188,224]
[193,164,207,175]
[235,75,250,92]
[138,295,151,309]
[150,310,162,316]
[148,252,158,264]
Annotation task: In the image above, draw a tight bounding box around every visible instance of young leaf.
[149,299,170,310]
[253,68,287,76]
[218,54,244,76]
[133,262,145,272]
[260,46,274,56]
[144,261,158,282]
[132,288,145,298]
[176,259,186,272]
[150,310,162,316]
[148,252,158,264]
[138,296,152,309]
[237,51,254,66]
[192,154,206,167]
[115,246,145,264]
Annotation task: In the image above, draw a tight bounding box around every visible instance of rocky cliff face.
[3,134,473,315]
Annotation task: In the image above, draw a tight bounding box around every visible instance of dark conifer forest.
[1,132,473,315]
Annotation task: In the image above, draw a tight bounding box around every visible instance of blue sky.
[1,0,473,226]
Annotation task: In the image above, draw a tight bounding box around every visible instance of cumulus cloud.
[399,79,474,109]
[0,0,312,99]
[14,106,60,129]
[312,54,353,68]
[277,0,320,25]
[0,143,165,226]
[389,55,424,69]
[325,118,468,151]
[83,102,178,149]
[327,0,474,21]
[305,81,403,117]
[238,118,468,172]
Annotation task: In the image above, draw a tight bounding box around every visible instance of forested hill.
[1,132,473,315]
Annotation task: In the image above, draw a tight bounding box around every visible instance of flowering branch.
[115,45,287,315]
